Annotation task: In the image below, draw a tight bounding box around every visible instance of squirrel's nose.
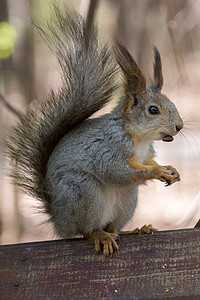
[176,124,183,132]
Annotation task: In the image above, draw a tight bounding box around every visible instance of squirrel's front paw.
[150,165,180,186]
[163,165,180,186]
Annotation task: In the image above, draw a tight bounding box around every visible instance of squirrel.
[7,6,183,256]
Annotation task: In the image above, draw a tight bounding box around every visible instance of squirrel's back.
[7,5,117,209]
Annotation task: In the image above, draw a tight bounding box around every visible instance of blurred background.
[0,0,200,245]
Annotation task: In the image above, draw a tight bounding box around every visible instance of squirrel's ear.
[152,47,163,92]
[114,40,146,97]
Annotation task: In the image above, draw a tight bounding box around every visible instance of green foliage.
[0,22,17,59]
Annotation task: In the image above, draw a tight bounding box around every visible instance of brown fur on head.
[114,41,183,143]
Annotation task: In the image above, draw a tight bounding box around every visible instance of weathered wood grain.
[0,228,199,299]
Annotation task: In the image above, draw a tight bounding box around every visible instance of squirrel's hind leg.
[47,172,107,239]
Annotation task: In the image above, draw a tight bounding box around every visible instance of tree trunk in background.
[0,0,22,243]
[10,0,36,105]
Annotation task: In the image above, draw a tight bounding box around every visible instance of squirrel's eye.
[149,106,159,115]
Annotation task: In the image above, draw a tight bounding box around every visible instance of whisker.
[183,127,200,139]
[183,122,200,129]
[181,111,193,120]
[179,130,199,162]
[140,126,158,141]
[182,128,200,158]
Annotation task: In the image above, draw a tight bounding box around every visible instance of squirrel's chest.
[134,141,151,163]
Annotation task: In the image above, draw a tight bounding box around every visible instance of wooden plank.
[0,228,199,299]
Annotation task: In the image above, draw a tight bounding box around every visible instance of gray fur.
[45,113,139,236]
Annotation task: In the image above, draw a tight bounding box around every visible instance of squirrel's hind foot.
[85,230,119,256]
[118,224,158,235]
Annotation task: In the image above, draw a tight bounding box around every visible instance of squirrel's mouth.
[162,135,174,142]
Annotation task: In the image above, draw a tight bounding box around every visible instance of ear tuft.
[114,40,146,96]
[126,74,140,97]
[151,47,163,92]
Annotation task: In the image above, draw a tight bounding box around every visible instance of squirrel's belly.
[135,140,151,163]
[99,185,137,230]
[99,187,118,228]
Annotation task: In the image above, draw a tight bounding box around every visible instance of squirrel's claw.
[140,224,158,234]
[86,230,119,256]
[165,179,171,187]
[163,165,180,186]
[153,165,180,186]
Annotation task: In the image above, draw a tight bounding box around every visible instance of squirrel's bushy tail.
[7,5,117,210]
